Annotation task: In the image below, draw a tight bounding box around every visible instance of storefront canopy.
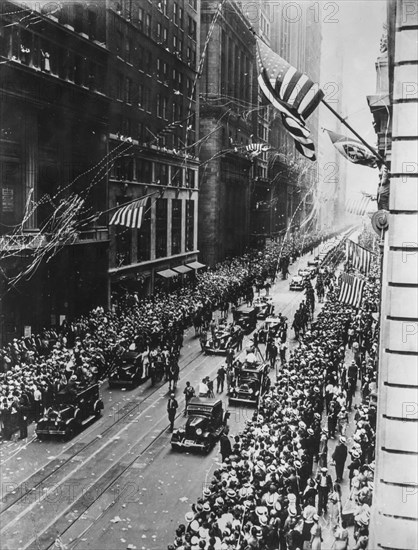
[186,261,206,270]
[172,265,193,275]
[156,269,178,279]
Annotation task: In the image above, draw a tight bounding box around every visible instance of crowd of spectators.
[169,230,380,550]
[0,229,337,440]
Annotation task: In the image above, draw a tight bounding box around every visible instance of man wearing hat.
[332,436,348,483]
[167,392,178,432]
[219,426,232,462]
[348,450,362,489]
[315,467,333,516]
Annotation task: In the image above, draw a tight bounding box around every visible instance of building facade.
[0,0,201,344]
[105,0,201,297]
[0,0,110,345]
[368,0,418,547]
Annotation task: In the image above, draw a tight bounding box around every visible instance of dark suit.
[332,442,348,482]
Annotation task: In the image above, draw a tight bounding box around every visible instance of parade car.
[228,362,270,406]
[298,267,315,280]
[36,383,103,440]
[253,297,273,320]
[109,350,144,389]
[305,265,318,278]
[233,306,258,333]
[262,316,282,337]
[289,273,305,291]
[171,398,230,453]
[307,256,320,267]
[203,327,240,355]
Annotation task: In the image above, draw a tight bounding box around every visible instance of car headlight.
[196,428,202,436]
[249,389,254,394]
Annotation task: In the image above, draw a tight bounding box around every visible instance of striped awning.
[156,269,178,279]
[186,261,206,270]
[172,265,192,275]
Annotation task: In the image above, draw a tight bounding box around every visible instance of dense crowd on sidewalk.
[0,229,335,440]
[168,231,380,550]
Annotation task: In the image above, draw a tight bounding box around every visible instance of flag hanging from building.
[338,273,365,308]
[245,143,272,157]
[109,196,149,229]
[346,240,374,274]
[256,37,323,160]
[326,130,378,167]
[345,194,373,216]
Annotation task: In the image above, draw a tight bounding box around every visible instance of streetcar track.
[0,347,202,516]
[40,422,175,550]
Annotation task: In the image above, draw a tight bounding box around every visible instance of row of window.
[111,157,197,188]
[115,71,195,104]
[115,1,197,40]
[114,20,196,69]
[220,30,252,104]
[0,27,106,93]
[116,117,196,152]
[115,198,195,265]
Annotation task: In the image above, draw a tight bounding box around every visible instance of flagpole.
[321,99,386,166]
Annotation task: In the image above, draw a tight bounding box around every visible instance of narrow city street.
[1,250,320,550]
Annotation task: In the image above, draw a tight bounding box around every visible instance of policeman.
[167,393,178,432]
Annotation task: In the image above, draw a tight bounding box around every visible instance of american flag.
[345,195,374,216]
[256,37,323,160]
[245,143,272,156]
[346,240,374,274]
[158,120,183,137]
[338,273,365,308]
[109,197,149,229]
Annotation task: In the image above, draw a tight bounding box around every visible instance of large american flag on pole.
[346,240,374,274]
[256,37,323,160]
[338,273,365,308]
[109,196,149,229]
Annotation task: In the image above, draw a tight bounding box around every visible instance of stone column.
[369,1,418,548]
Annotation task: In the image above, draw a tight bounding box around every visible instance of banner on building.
[109,196,149,229]
[346,240,374,274]
[338,273,365,308]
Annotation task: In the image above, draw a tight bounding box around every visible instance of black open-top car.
[36,383,103,439]
[228,362,270,406]
[203,327,239,355]
[109,350,145,388]
[171,398,229,453]
[233,306,258,334]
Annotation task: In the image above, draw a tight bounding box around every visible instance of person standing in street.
[167,392,178,432]
[17,396,29,440]
[316,467,333,516]
[219,426,232,462]
[279,341,288,365]
[183,381,195,414]
[216,365,226,393]
[332,436,348,482]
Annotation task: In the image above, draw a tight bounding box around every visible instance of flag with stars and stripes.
[245,143,273,157]
[346,240,374,274]
[338,273,365,309]
[345,194,374,217]
[109,197,149,229]
[256,37,323,160]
